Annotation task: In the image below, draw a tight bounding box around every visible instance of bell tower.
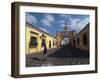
[64,23,67,31]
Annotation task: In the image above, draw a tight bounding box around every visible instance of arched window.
[49,40,51,48]
[83,33,87,46]
[41,39,46,47]
[53,40,54,46]
[77,38,80,45]
[73,40,76,46]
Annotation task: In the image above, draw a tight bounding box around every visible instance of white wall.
[0,0,100,80]
[61,37,69,45]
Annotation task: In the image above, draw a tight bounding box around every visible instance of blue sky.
[26,12,89,36]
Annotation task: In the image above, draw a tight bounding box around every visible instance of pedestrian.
[43,44,47,60]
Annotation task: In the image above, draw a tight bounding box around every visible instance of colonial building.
[26,22,57,54]
[72,23,89,51]
[56,23,76,46]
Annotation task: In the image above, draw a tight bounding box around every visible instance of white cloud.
[77,18,89,30]
[41,14,54,27]
[58,20,69,29]
[26,13,37,24]
[58,15,89,32]
[60,14,67,17]
[59,15,72,28]
[60,23,69,28]
[69,17,89,32]
[60,24,65,28]
[58,20,65,28]
[60,14,71,19]
[39,27,49,33]
[70,18,79,28]
[46,14,54,22]
[58,20,65,24]
[41,19,51,27]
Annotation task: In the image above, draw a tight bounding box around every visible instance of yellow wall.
[25,25,57,54]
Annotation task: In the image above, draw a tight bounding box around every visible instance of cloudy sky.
[26,12,89,36]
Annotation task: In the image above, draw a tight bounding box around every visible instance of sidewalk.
[26,47,60,67]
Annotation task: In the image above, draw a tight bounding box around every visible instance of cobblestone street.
[26,45,89,67]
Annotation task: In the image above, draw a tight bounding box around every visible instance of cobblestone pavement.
[26,45,89,67]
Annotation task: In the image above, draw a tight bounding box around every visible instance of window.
[49,40,51,48]
[41,39,46,47]
[55,41,57,46]
[29,37,37,48]
[73,40,76,45]
[77,38,80,45]
[83,33,87,45]
[53,40,55,46]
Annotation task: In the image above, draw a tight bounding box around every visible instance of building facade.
[72,23,89,51]
[26,22,57,54]
[56,23,76,46]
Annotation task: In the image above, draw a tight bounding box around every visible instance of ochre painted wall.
[25,25,57,54]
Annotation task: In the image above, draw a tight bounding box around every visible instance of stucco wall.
[25,24,57,54]
[72,24,89,51]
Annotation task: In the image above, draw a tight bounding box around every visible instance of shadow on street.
[48,45,89,58]
[26,45,89,67]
